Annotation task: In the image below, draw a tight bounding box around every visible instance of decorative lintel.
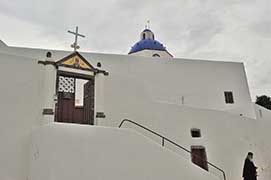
[38,60,56,67]
[95,69,109,76]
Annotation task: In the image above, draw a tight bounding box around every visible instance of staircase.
[119,119,227,180]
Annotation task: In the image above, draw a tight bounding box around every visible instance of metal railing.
[119,119,226,180]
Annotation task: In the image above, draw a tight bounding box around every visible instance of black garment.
[243,158,257,180]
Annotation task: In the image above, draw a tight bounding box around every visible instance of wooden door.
[56,76,76,123]
[191,146,209,171]
[55,75,94,125]
[83,79,95,125]
[56,92,75,123]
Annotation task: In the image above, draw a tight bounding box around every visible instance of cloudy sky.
[0,0,270,99]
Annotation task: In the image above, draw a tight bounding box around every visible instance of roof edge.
[0,40,8,47]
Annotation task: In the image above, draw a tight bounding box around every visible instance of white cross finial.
[147,20,150,29]
[68,26,85,52]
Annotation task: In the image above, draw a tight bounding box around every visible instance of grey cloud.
[0,0,270,97]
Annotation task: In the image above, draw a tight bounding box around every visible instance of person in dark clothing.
[243,152,257,180]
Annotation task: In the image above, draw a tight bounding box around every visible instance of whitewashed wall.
[30,123,218,180]
[254,104,271,120]
[0,52,44,180]
[105,102,271,180]
[0,44,267,180]
[6,45,256,118]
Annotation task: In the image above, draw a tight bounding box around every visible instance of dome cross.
[145,20,150,29]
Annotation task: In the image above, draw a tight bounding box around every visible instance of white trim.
[58,66,94,76]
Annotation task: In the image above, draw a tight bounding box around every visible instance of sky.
[0,0,270,100]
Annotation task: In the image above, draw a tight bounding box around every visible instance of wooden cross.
[68,26,85,52]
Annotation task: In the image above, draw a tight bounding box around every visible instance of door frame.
[55,69,95,124]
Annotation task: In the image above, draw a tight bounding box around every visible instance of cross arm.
[67,30,86,38]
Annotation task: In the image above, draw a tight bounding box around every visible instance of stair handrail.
[119,119,226,180]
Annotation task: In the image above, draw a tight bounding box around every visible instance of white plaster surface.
[0,44,270,180]
[30,123,218,180]
[129,49,173,58]
[1,45,256,118]
[254,104,271,120]
[42,58,57,124]
[0,52,44,180]
[111,103,271,180]
[0,39,7,47]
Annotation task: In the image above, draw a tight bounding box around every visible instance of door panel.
[57,92,75,123]
[191,146,209,171]
[83,79,95,125]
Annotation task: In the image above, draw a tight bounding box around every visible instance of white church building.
[0,27,270,180]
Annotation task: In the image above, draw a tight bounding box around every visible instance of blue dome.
[143,29,152,32]
[129,39,167,54]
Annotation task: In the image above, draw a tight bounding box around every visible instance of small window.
[143,33,146,39]
[224,91,234,104]
[152,53,160,57]
[191,128,201,138]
